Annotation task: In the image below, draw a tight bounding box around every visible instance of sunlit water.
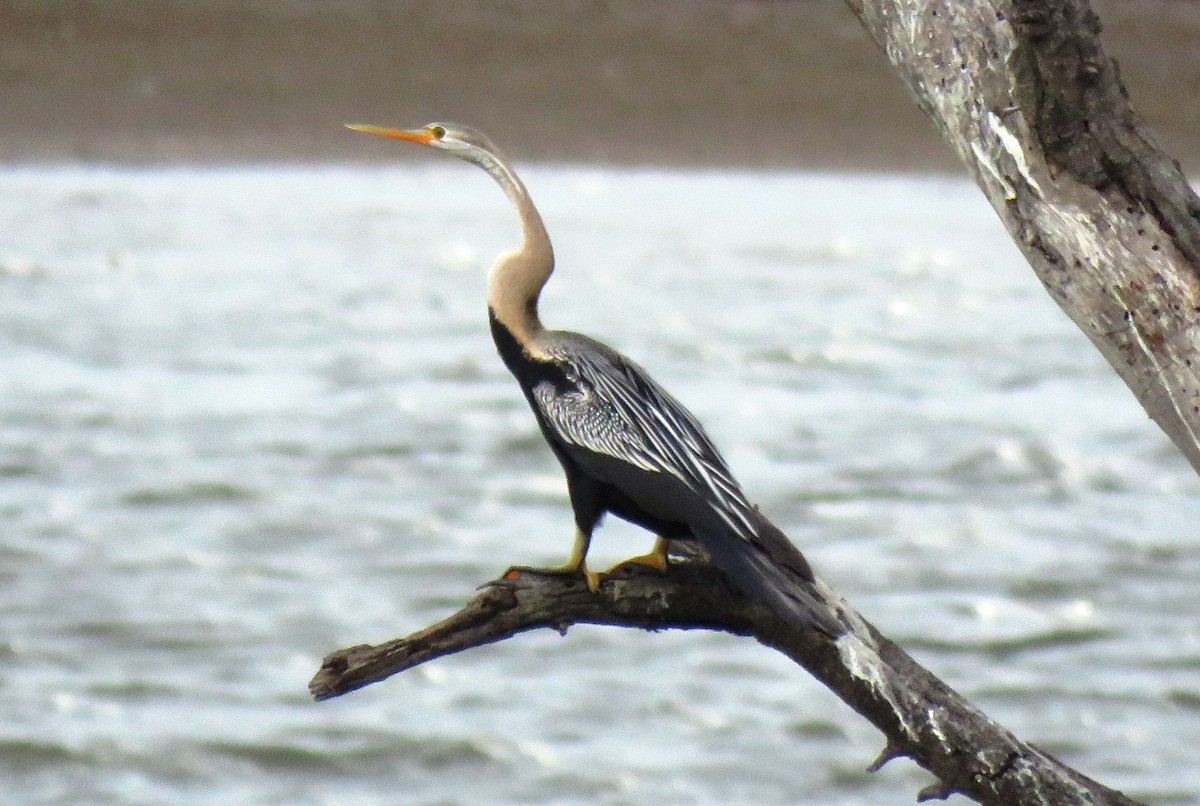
[1,165,1197,805]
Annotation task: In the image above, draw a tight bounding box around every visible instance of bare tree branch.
[843,0,1200,472]
[311,564,1144,806]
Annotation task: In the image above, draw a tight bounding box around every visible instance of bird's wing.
[532,345,759,540]
[533,340,842,638]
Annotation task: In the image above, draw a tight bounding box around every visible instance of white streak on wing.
[532,381,658,473]
[534,343,759,541]
[632,379,758,537]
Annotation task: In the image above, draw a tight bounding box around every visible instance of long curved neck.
[476,152,553,351]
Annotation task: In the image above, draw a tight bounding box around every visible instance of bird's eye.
[429,125,447,139]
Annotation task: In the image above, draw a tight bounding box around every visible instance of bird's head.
[345,121,502,166]
[345,120,532,233]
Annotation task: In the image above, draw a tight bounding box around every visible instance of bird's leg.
[550,527,601,592]
[505,527,601,593]
[602,536,670,575]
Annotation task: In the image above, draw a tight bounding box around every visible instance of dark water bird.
[347,121,840,637]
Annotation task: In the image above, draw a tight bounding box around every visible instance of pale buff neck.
[481,154,554,352]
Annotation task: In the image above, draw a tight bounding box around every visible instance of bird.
[347,121,841,638]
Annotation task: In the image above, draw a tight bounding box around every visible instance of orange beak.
[344,123,437,145]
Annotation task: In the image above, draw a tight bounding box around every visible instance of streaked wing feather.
[533,344,758,539]
[531,378,659,474]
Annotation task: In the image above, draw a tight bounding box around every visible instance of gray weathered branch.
[311,563,1143,806]
[843,0,1200,472]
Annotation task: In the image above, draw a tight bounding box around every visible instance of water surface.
[1,165,1197,804]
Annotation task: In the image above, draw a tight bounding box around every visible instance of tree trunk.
[843,0,1200,472]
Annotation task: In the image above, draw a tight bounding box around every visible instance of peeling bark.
[311,564,1143,806]
[842,0,1200,472]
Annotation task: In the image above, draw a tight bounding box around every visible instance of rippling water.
[1,165,1197,805]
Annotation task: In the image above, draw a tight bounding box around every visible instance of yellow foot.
[601,537,670,576]
[503,561,601,593]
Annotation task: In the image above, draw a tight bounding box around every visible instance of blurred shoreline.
[2,0,1197,173]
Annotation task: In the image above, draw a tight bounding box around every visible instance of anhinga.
[347,121,840,637]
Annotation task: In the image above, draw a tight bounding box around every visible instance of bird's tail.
[695,510,842,638]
